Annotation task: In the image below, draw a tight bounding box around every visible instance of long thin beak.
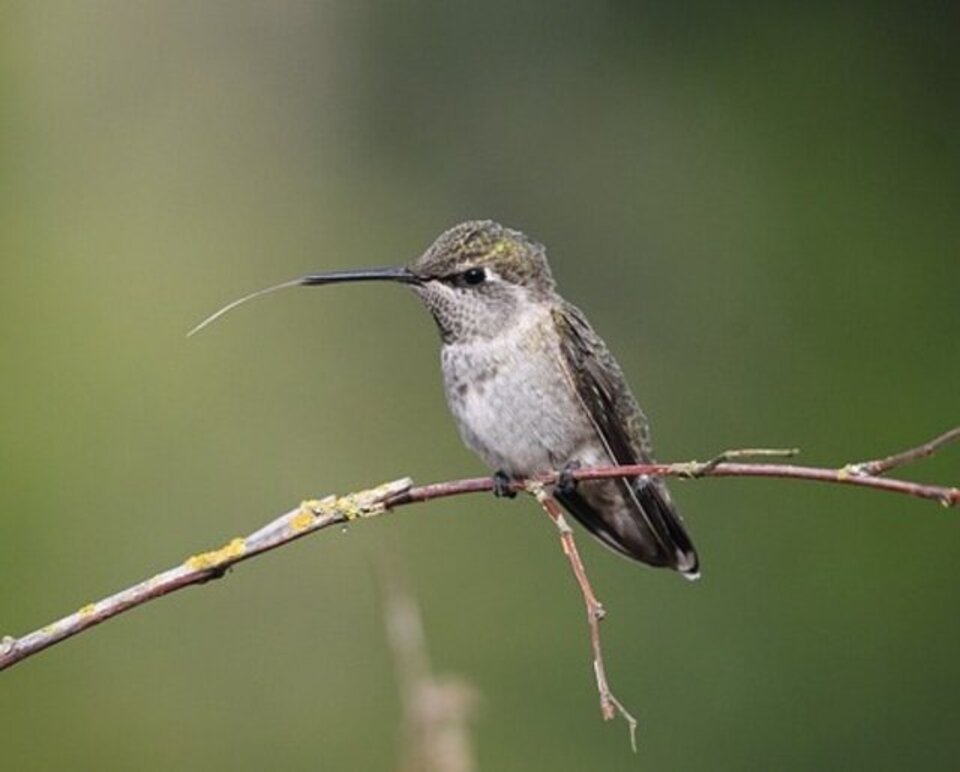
[300,266,420,286]
[187,266,419,338]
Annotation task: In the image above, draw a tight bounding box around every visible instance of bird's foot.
[492,470,517,499]
[555,461,582,496]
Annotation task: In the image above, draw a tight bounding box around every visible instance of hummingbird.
[190,220,699,577]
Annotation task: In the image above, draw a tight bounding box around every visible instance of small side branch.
[528,483,638,750]
[845,426,960,478]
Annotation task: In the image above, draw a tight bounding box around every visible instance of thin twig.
[844,426,960,478]
[528,483,639,750]
[2,428,957,677]
[387,462,958,509]
[682,447,800,476]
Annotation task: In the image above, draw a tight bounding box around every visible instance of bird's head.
[406,220,557,342]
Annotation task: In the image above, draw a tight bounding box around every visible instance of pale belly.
[441,323,596,477]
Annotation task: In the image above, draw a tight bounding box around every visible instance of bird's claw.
[492,470,517,499]
[556,461,582,495]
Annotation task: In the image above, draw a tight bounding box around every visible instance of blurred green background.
[1,2,958,770]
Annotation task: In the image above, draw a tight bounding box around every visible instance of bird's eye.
[462,267,486,286]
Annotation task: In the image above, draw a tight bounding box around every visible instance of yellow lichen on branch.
[185,537,247,570]
[291,507,317,532]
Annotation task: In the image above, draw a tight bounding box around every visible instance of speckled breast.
[440,308,593,477]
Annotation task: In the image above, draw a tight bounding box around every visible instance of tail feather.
[555,477,699,577]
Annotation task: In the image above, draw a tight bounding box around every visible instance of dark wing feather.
[551,304,699,576]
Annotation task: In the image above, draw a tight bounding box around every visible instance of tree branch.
[387,427,960,507]
[2,427,957,690]
[0,479,414,672]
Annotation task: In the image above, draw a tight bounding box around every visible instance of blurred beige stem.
[381,561,478,772]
